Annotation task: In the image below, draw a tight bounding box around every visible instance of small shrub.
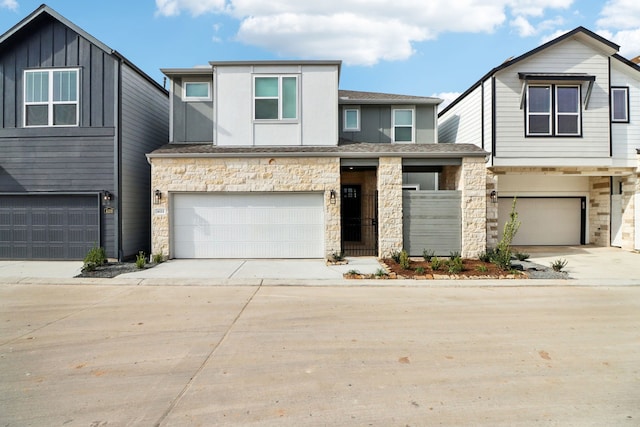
[375,268,389,278]
[346,269,360,275]
[515,251,530,261]
[490,248,512,271]
[82,246,107,272]
[152,251,165,264]
[135,251,146,269]
[447,256,464,274]
[422,249,435,262]
[449,251,461,260]
[478,250,493,263]
[551,258,568,272]
[475,264,488,273]
[415,266,425,275]
[330,251,344,262]
[391,250,402,263]
[399,250,411,270]
[430,256,443,271]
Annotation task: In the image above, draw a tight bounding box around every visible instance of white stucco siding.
[300,65,339,146]
[611,60,640,166]
[215,67,253,146]
[438,84,483,146]
[494,38,610,160]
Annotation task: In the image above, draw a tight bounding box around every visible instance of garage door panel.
[173,193,324,258]
[498,198,582,246]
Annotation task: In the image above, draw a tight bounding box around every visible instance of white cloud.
[597,28,640,60]
[155,0,575,65]
[433,92,461,111]
[597,0,640,29]
[1,0,18,11]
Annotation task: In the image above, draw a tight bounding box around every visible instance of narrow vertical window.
[393,108,414,142]
[526,85,551,135]
[556,86,580,135]
[343,108,360,131]
[611,87,629,122]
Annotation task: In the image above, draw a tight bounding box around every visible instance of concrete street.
[1,283,639,426]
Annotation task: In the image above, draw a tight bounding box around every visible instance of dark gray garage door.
[0,195,100,260]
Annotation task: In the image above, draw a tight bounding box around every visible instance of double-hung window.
[611,87,629,123]
[254,76,298,120]
[526,84,581,136]
[343,107,360,131]
[24,68,79,127]
[393,108,414,142]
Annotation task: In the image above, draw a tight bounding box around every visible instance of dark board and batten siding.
[402,191,462,256]
[120,64,169,258]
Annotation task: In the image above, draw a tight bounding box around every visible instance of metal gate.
[341,186,378,256]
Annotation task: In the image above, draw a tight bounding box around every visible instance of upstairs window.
[526,84,581,136]
[611,87,629,123]
[393,108,414,142]
[24,69,79,127]
[343,107,360,131]
[183,81,210,101]
[254,76,297,120]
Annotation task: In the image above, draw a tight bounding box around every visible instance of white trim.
[611,86,629,122]
[182,81,211,101]
[392,106,415,143]
[343,106,360,131]
[253,75,299,122]
[555,85,581,136]
[525,84,552,136]
[23,68,80,127]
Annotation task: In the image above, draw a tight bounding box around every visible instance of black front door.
[341,185,378,256]
[341,185,361,241]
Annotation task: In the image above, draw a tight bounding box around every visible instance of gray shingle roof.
[338,90,442,105]
[148,142,487,158]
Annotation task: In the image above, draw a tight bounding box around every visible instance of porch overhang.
[518,72,596,110]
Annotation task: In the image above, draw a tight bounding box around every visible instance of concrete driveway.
[1,283,639,426]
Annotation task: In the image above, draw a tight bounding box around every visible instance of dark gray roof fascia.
[161,67,213,77]
[209,60,342,67]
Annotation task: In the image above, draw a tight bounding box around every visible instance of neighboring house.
[439,27,640,252]
[0,5,169,260]
[148,61,487,259]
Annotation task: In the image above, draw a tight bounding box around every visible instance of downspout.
[116,59,123,261]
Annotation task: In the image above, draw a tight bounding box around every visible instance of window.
[393,108,414,142]
[24,68,79,127]
[183,81,210,101]
[343,107,360,131]
[611,87,629,122]
[254,76,297,120]
[526,84,581,136]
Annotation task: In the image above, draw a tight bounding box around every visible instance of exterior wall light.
[103,191,113,202]
[490,190,498,203]
[154,189,162,205]
[329,190,337,204]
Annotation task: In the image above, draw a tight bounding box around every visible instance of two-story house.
[439,27,640,252]
[0,5,169,260]
[148,61,488,260]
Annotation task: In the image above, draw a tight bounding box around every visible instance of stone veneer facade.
[150,156,341,258]
[377,157,404,258]
[458,157,487,258]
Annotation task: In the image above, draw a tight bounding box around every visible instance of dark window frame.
[525,83,582,137]
[611,86,630,123]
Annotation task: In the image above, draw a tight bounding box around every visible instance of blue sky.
[2,0,640,107]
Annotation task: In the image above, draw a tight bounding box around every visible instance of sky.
[1,0,640,108]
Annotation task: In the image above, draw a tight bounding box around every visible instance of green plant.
[82,246,107,272]
[135,251,146,269]
[492,198,521,271]
[478,250,493,263]
[415,266,425,275]
[449,251,461,260]
[375,268,389,278]
[447,256,464,274]
[475,264,488,273]
[391,250,402,263]
[346,269,361,275]
[422,249,435,262]
[399,250,411,270]
[430,256,443,271]
[330,251,344,262]
[515,251,530,261]
[152,251,165,264]
[551,258,568,272]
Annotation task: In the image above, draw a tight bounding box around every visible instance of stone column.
[377,157,403,258]
[589,176,610,246]
[620,174,636,251]
[459,157,487,258]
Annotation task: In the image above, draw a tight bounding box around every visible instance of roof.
[147,142,487,159]
[339,90,442,105]
[439,26,624,117]
[209,60,342,67]
[0,4,167,94]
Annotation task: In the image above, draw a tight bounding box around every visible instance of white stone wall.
[589,176,611,247]
[377,157,403,258]
[150,156,341,259]
[459,157,487,258]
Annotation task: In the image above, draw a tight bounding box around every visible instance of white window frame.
[555,85,581,136]
[183,81,211,101]
[253,75,298,121]
[392,107,415,143]
[24,68,80,127]
[611,86,629,123]
[343,107,360,131]
[526,85,552,136]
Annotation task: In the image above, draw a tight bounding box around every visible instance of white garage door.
[172,193,324,258]
[498,198,583,245]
